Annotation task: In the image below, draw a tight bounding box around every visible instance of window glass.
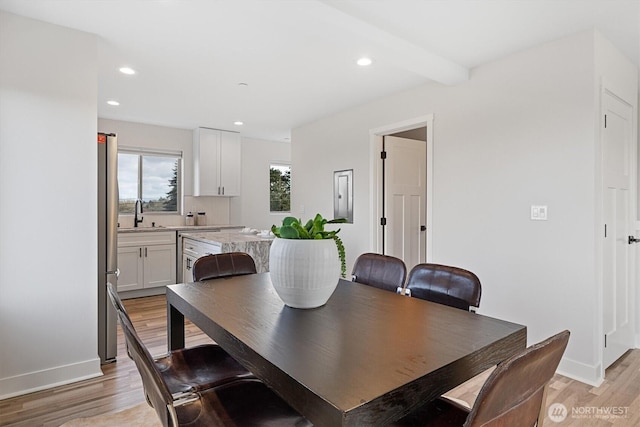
[270,164,291,212]
[142,156,179,212]
[118,150,181,214]
[118,153,139,214]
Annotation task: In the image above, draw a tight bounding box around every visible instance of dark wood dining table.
[167,274,526,426]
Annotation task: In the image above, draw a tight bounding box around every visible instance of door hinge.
[380,217,387,226]
[380,151,387,159]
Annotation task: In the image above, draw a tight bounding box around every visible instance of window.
[118,148,182,214]
[270,164,291,212]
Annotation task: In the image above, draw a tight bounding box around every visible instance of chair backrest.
[405,263,482,311]
[106,282,132,324]
[109,291,177,426]
[351,253,407,293]
[106,282,135,359]
[465,330,570,427]
[192,252,257,282]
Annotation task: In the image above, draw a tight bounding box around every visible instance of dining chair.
[107,282,253,393]
[117,308,311,426]
[389,329,570,427]
[192,252,257,282]
[351,252,407,293]
[405,263,482,312]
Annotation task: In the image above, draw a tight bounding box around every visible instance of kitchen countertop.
[118,225,244,233]
[181,231,274,245]
[182,231,274,273]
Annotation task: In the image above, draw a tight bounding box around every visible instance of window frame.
[118,147,183,215]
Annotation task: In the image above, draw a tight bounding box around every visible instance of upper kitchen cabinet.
[193,127,241,196]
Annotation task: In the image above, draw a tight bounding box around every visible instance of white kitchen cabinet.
[193,127,241,196]
[117,232,177,292]
[201,241,222,256]
[117,246,144,292]
[181,237,221,282]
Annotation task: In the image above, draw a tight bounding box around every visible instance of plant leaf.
[293,222,311,239]
[282,216,298,227]
[327,218,347,224]
[279,225,300,239]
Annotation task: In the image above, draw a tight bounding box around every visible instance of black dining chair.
[116,306,311,427]
[192,252,257,282]
[405,263,482,312]
[389,330,570,427]
[107,282,253,393]
[351,252,407,293]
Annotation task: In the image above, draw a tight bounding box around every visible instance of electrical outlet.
[531,205,548,221]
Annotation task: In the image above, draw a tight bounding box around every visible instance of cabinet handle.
[139,248,142,257]
[145,247,148,257]
[222,186,225,195]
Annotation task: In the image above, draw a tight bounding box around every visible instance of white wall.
[0,12,101,398]
[292,30,637,385]
[231,137,292,230]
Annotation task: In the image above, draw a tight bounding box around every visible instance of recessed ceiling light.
[106,100,120,106]
[357,57,373,67]
[233,121,244,126]
[119,67,136,75]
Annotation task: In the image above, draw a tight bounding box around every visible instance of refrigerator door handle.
[106,268,120,277]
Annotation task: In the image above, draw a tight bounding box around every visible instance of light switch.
[531,205,548,221]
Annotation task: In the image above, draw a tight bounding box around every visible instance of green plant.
[271,214,347,278]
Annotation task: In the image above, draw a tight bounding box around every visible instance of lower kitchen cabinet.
[117,231,176,292]
[181,237,221,283]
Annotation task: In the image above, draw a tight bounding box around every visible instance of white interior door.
[384,136,427,268]
[602,89,635,369]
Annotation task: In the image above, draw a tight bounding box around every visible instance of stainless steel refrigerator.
[97,132,118,363]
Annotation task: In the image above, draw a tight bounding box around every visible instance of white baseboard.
[0,358,102,400]
[556,356,603,387]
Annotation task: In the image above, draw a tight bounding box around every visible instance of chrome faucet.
[134,199,144,227]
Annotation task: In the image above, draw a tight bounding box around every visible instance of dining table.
[167,273,526,426]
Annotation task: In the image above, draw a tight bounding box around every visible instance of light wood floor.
[1,295,639,426]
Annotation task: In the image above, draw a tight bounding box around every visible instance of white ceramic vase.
[269,237,341,309]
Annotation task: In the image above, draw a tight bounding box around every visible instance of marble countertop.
[181,231,274,245]
[182,231,274,274]
[118,225,244,233]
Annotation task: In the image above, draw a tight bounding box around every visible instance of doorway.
[369,115,434,266]
[602,88,636,370]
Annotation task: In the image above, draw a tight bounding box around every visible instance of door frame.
[369,114,434,260]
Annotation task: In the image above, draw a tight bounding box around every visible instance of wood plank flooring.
[1,295,639,426]
[0,295,214,427]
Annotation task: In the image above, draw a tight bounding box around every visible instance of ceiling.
[1,0,638,141]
